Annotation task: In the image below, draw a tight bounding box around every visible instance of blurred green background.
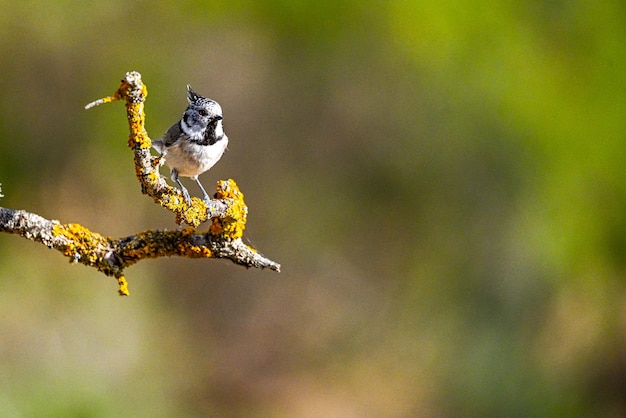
[1,0,626,416]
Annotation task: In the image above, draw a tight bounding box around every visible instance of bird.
[152,85,228,205]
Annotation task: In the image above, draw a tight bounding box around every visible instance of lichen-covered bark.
[87,71,226,227]
[0,72,280,295]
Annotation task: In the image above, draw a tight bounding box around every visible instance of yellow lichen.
[74,72,279,296]
[126,104,151,149]
[188,245,212,257]
[115,228,213,266]
[117,275,130,296]
[159,196,207,227]
[119,231,164,262]
[147,170,160,184]
[210,179,247,239]
[52,223,109,264]
[177,227,213,257]
[116,79,150,150]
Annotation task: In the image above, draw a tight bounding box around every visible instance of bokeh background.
[1,1,625,416]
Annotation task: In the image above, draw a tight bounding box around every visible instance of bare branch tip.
[84,96,117,110]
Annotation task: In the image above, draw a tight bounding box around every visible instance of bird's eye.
[198,109,207,116]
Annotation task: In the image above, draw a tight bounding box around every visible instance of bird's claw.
[181,189,193,206]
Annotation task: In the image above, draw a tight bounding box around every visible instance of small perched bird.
[152,85,228,205]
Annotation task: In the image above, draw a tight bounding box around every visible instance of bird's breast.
[162,136,228,177]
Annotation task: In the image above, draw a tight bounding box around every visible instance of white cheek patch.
[215,121,225,138]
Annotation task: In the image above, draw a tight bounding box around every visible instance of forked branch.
[0,72,280,295]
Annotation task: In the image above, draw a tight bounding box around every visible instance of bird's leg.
[171,168,192,206]
[193,177,212,203]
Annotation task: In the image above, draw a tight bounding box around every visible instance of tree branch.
[85,71,227,226]
[0,72,280,295]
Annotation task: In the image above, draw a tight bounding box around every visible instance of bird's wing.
[161,122,184,147]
